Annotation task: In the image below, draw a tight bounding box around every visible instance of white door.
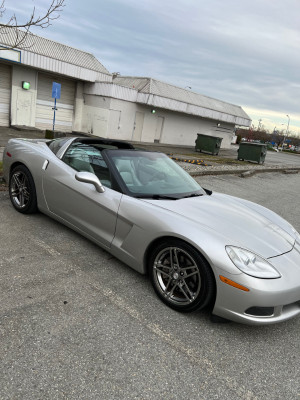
[132,111,144,141]
[16,90,33,126]
[154,116,164,142]
[108,110,121,138]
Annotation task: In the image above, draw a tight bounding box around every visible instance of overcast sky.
[3,0,300,134]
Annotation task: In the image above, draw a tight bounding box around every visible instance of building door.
[0,64,11,126]
[132,111,144,141]
[154,116,164,142]
[16,90,33,126]
[35,73,75,132]
[108,110,121,138]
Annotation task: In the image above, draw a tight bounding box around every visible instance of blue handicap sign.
[52,82,61,99]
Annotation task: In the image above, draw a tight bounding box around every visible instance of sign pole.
[51,82,61,135]
[52,97,57,132]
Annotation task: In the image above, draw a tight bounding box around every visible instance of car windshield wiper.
[137,194,179,200]
[181,193,204,199]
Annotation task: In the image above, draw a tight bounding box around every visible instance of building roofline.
[115,75,250,111]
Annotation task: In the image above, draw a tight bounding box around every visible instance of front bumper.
[212,246,300,325]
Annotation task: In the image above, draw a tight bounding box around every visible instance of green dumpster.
[195,134,223,155]
[237,142,267,164]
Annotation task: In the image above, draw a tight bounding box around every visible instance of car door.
[42,151,122,249]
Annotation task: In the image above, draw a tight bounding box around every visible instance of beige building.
[0,30,251,148]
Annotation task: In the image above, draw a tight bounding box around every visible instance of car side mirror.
[75,171,105,193]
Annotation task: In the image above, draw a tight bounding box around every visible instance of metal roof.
[0,29,110,78]
[113,76,251,124]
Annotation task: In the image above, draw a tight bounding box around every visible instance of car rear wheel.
[9,165,38,214]
[149,239,215,312]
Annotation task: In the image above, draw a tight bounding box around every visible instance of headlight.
[226,246,281,279]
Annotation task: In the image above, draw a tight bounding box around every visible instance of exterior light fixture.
[151,109,156,114]
[22,81,30,90]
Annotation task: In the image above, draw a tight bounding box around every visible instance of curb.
[240,170,256,178]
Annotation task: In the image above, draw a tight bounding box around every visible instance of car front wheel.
[9,165,38,214]
[149,240,215,312]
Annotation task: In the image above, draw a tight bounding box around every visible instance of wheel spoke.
[169,248,174,268]
[179,266,196,273]
[166,281,178,298]
[154,262,171,271]
[178,284,191,301]
[23,190,30,200]
[181,280,195,302]
[13,174,22,189]
[157,269,171,279]
[165,277,174,292]
[184,270,199,279]
[173,248,180,266]
[11,188,20,197]
[19,192,25,207]
[21,174,27,185]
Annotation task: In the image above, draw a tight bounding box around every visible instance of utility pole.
[281,114,290,151]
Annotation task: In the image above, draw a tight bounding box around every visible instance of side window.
[62,142,112,188]
[48,138,70,155]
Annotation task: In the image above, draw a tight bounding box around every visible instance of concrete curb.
[240,170,256,178]
[283,169,300,174]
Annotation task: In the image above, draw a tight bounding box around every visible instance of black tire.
[149,239,215,312]
[9,165,38,214]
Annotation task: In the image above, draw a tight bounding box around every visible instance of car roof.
[73,137,135,150]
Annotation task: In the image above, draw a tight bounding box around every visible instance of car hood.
[145,193,295,258]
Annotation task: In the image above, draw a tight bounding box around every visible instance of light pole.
[281,114,290,151]
[258,119,262,130]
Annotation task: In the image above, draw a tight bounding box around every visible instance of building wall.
[9,65,78,132]
[73,82,84,132]
[80,95,235,148]
[35,72,76,132]
[4,62,236,148]
[80,93,111,137]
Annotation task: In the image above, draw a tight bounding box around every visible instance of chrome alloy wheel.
[153,246,201,306]
[10,170,31,209]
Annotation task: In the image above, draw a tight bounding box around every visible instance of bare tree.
[0,0,65,49]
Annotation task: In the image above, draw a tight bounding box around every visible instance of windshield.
[108,150,205,199]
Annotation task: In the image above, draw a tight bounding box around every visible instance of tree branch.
[0,0,65,49]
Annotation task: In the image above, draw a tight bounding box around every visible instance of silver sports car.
[3,136,300,325]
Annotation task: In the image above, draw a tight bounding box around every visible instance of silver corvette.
[3,136,300,325]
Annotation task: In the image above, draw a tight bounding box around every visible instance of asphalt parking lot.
[1,171,300,400]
